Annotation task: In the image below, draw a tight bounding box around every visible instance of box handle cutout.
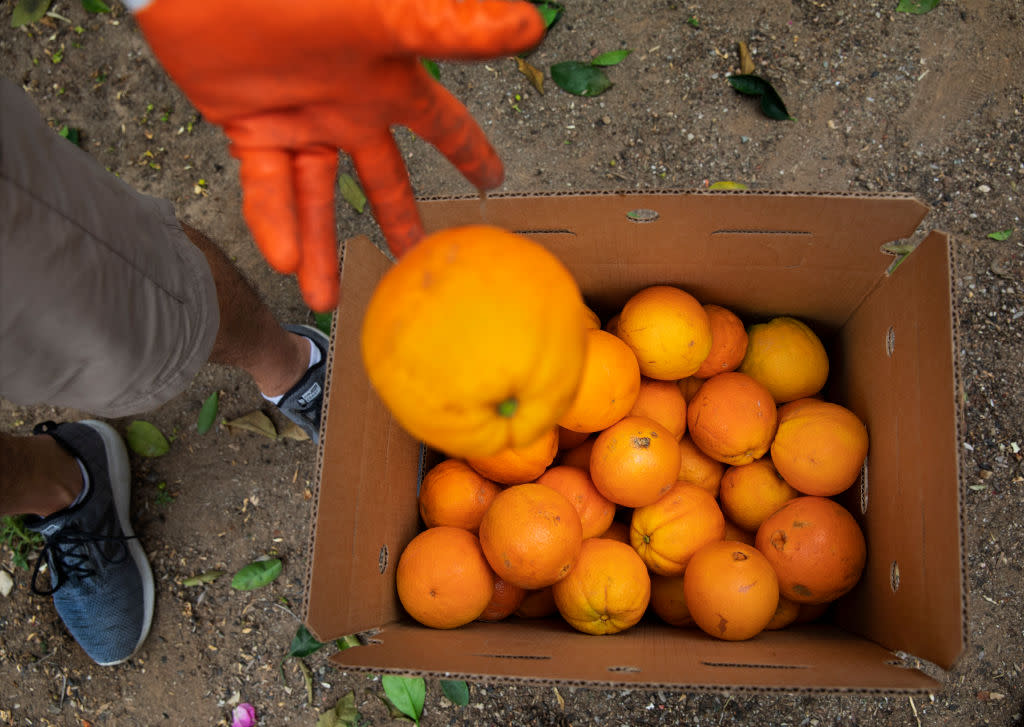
[859,458,869,515]
[472,653,552,661]
[607,665,642,673]
[701,661,810,670]
[885,326,896,357]
[513,228,577,236]
[711,229,812,237]
[890,560,901,592]
[378,544,389,574]
[625,209,660,223]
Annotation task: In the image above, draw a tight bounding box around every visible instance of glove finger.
[235,148,302,274]
[294,149,341,312]
[391,0,545,59]
[403,82,504,192]
[349,131,424,259]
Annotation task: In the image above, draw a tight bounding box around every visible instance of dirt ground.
[2,0,1022,725]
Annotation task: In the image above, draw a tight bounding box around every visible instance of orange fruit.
[583,305,601,330]
[628,377,688,440]
[557,425,590,451]
[630,483,725,575]
[478,575,527,622]
[596,520,631,544]
[677,376,706,403]
[514,587,557,618]
[723,519,756,546]
[466,427,558,485]
[649,574,695,627]
[718,458,799,533]
[417,459,502,533]
[770,398,869,497]
[683,540,780,641]
[536,465,617,539]
[552,538,651,635]
[559,436,596,471]
[755,496,867,604]
[693,304,748,379]
[676,434,725,497]
[764,596,801,630]
[361,225,587,458]
[558,328,642,433]
[739,316,830,403]
[616,285,713,380]
[590,416,682,508]
[686,372,778,466]
[604,314,621,337]
[396,526,495,629]
[478,483,583,589]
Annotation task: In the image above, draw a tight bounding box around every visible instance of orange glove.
[135,1,545,311]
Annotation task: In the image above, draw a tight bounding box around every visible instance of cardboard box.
[303,191,965,692]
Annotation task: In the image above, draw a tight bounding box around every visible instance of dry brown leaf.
[277,417,311,442]
[515,57,545,95]
[223,410,277,440]
[738,41,755,75]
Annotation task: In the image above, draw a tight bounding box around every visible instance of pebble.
[0,569,12,598]
[977,184,992,193]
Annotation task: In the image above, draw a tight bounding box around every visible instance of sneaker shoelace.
[30,527,137,597]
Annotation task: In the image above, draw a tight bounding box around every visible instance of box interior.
[304,192,964,692]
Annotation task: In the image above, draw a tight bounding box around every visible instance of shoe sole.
[81,419,155,666]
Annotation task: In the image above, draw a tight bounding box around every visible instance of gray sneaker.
[275,324,329,444]
[26,420,154,666]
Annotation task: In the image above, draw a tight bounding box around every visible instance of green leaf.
[441,679,470,706]
[313,311,333,336]
[317,692,360,727]
[686,15,700,28]
[181,570,224,586]
[987,229,1013,241]
[420,58,440,81]
[288,624,327,658]
[336,634,361,651]
[231,558,282,591]
[531,1,563,29]
[125,420,170,457]
[551,61,612,97]
[197,391,219,434]
[80,0,111,13]
[728,74,793,120]
[896,0,941,14]
[382,675,425,724]
[591,49,632,67]
[58,125,81,146]
[338,173,367,214]
[11,0,51,28]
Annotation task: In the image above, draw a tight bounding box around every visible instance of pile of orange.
[367,228,869,641]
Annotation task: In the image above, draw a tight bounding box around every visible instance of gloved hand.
[135,0,545,311]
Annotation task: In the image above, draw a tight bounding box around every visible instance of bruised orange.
[478,483,583,590]
[628,377,688,440]
[361,225,587,458]
[630,483,725,575]
[755,496,867,605]
[770,398,869,497]
[616,285,713,380]
[693,304,748,379]
[396,526,495,629]
[590,416,682,508]
[552,538,651,635]
[686,372,778,466]
[466,426,558,485]
[417,459,501,533]
[558,329,642,433]
[536,465,617,539]
[683,540,780,641]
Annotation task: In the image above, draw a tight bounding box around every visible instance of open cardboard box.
[303,191,965,692]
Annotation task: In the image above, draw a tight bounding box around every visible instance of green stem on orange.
[496,396,518,418]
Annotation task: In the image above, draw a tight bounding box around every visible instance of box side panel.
[419,193,928,329]
[830,231,965,668]
[304,237,423,641]
[331,620,938,692]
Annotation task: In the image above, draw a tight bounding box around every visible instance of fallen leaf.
[125,420,170,457]
[515,57,545,95]
[197,391,219,434]
[738,41,755,74]
[420,58,440,80]
[181,570,224,587]
[231,558,282,591]
[551,61,612,97]
[11,0,51,28]
[987,229,1013,241]
[591,49,632,67]
[441,679,470,706]
[709,181,749,190]
[223,411,277,440]
[298,660,314,705]
[897,0,941,14]
[316,692,360,727]
[338,174,366,214]
[276,417,310,442]
[728,74,793,120]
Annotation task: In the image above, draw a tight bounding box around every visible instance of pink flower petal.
[231,703,257,727]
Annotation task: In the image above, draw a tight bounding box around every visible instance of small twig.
[909,696,922,727]
[46,10,72,23]
[57,672,68,710]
